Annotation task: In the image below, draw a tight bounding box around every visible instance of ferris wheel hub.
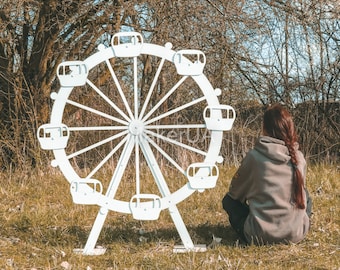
[128,119,145,135]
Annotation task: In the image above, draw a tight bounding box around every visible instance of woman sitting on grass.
[222,103,312,245]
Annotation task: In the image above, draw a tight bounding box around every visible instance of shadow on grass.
[4,213,241,249]
[57,222,240,248]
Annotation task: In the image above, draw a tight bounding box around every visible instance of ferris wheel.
[37,32,235,255]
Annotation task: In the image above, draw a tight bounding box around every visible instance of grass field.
[0,164,339,269]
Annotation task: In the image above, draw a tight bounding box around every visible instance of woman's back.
[237,136,309,244]
[223,104,312,245]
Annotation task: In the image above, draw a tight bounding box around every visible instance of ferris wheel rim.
[49,41,224,211]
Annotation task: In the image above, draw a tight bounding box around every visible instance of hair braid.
[263,104,305,209]
[284,139,305,209]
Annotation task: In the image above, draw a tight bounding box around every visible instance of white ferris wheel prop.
[37,32,236,255]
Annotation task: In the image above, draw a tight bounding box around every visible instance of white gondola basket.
[129,194,162,220]
[37,123,70,150]
[187,163,219,190]
[173,49,206,76]
[57,61,88,87]
[203,105,236,131]
[70,179,103,205]
[111,32,143,57]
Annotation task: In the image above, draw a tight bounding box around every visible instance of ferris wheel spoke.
[105,59,134,119]
[139,57,166,120]
[66,130,129,160]
[86,79,131,122]
[144,134,186,175]
[141,76,188,122]
[135,136,140,194]
[87,136,128,179]
[144,96,206,126]
[144,129,207,157]
[66,99,129,125]
[69,126,128,131]
[134,56,138,118]
[146,124,206,130]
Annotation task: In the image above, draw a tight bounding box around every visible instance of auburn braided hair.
[263,104,305,209]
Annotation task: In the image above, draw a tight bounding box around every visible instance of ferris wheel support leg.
[77,208,109,255]
[169,205,207,253]
[168,205,194,248]
[139,136,205,252]
[75,136,135,255]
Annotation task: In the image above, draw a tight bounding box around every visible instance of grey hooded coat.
[228,136,310,244]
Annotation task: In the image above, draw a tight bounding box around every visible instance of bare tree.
[0,0,338,171]
[0,0,123,169]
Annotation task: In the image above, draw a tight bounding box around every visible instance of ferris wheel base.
[73,247,107,256]
[173,244,207,253]
[73,245,207,255]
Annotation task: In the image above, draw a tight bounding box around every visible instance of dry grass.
[0,164,339,269]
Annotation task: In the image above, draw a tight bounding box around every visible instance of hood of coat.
[254,136,296,163]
